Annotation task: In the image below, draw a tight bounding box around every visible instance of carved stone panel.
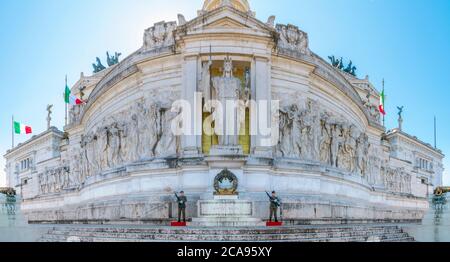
[275,97,377,181]
[276,24,310,55]
[143,21,177,51]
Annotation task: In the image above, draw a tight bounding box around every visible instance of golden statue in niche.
[201,59,251,154]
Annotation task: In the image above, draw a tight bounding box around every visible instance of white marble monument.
[3,0,445,226]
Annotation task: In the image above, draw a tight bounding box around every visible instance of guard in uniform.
[175,191,187,223]
[266,191,281,222]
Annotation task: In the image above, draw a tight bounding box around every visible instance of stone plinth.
[205,146,247,169]
[192,195,263,227]
[0,195,46,242]
[209,146,244,156]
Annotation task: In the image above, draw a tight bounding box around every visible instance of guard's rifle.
[174,192,185,206]
[266,191,281,207]
[174,192,180,202]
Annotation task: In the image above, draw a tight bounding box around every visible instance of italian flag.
[64,85,84,105]
[379,89,386,116]
[14,121,32,135]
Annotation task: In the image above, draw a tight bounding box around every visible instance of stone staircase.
[39,224,415,242]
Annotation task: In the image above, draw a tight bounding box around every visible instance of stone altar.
[192,195,263,227]
[191,169,263,227]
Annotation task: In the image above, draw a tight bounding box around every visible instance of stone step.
[43,225,402,235]
[39,234,415,243]
[45,227,404,239]
[38,224,415,242]
[42,231,405,242]
[44,229,404,240]
[298,233,412,242]
[40,230,411,242]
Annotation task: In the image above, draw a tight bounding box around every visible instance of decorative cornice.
[274,49,384,131]
[175,5,276,38]
[71,47,180,128]
[385,129,444,158]
[4,127,64,159]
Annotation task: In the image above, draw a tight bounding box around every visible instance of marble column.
[182,55,201,156]
[252,56,273,157]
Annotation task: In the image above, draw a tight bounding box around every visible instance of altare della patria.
[1,0,447,242]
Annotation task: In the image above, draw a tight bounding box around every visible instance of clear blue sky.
[1,0,449,186]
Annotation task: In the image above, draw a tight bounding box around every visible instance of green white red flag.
[64,85,84,105]
[14,121,32,135]
[379,88,386,115]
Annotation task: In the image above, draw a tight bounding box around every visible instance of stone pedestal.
[252,146,273,158]
[209,145,244,156]
[191,195,263,227]
[0,195,45,242]
[205,145,247,169]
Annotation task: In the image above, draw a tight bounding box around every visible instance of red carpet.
[266,222,283,227]
[170,222,187,227]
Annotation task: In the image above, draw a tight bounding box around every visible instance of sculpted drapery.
[66,94,181,186]
[276,98,372,177]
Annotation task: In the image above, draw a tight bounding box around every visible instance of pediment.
[204,17,252,30]
[181,6,274,35]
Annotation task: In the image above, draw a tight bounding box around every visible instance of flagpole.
[382,79,386,127]
[65,75,68,126]
[11,115,14,149]
[434,116,437,149]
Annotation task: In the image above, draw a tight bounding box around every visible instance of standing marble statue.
[278,106,294,157]
[319,115,332,164]
[121,113,139,163]
[79,137,88,181]
[85,132,98,176]
[148,103,161,157]
[212,57,241,146]
[355,133,370,176]
[136,101,151,159]
[300,105,316,160]
[91,127,104,171]
[155,106,180,157]
[107,123,121,168]
[289,105,302,157]
[70,153,81,188]
[397,106,404,131]
[46,104,53,130]
[330,124,343,168]
[201,60,213,104]
[137,100,160,159]
[337,124,351,171]
[77,150,86,185]
[348,126,360,173]
[62,164,71,189]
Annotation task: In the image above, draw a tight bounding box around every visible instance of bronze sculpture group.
[92,52,122,73]
[328,55,357,76]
